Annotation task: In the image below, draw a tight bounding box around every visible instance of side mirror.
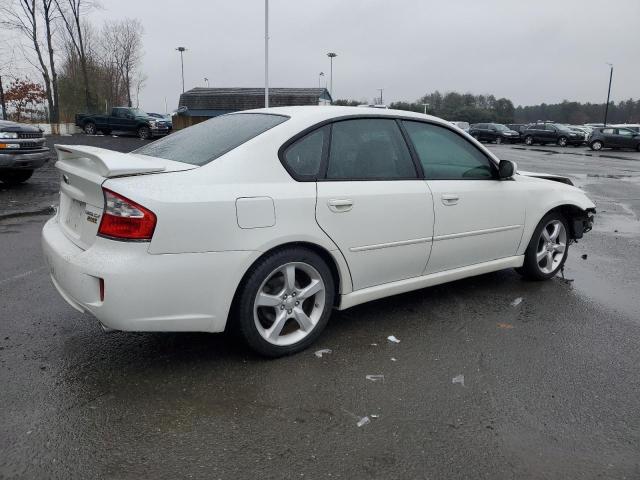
[498,160,517,179]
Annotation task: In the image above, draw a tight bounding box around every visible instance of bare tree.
[1,0,60,123]
[102,18,143,107]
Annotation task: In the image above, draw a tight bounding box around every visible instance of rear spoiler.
[54,144,166,178]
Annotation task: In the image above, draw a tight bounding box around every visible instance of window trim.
[400,119,499,181]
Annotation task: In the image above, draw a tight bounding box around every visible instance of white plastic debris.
[356,416,371,427]
[387,335,400,343]
[452,374,465,386]
[510,297,523,307]
[365,374,384,382]
[391,357,397,362]
[370,343,378,346]
[314,349,332,358]
[370,414,380,419]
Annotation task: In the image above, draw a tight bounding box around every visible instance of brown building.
[174,87,333,130]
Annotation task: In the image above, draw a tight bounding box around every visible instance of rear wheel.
[517,212,569,280]
[0,169,34,185]
[138,126,151,140]
[84,122,96,135]
[557,136,568,147]
[524,135,533,145]
[495,136,503,145]
[590,140,603,151]
[233,247,335,357]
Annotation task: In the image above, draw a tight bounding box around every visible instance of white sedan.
[42,106,595,356]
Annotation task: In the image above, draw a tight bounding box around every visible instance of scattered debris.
[370,343,378,346]
[391,357,397,362]
[452,374,465,387]
[365,374,384,382]
[387,335,400,343]
[370,414,380,419]
[497,323,514,329]
[356,416,371,427]
[581,254,588,260]
[510,297,523,307]
[314,349,332,358]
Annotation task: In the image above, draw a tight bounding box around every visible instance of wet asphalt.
[1,136,639,479]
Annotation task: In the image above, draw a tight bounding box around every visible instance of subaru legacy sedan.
[42,107,595,356]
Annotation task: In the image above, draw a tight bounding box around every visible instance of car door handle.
[441,194,459,206]
[327,198,353,212]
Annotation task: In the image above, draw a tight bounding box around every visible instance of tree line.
[336,91,640,125]
[0,0,145,124]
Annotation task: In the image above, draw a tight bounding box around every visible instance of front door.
[401,120,526,274]
[315,118,434,290]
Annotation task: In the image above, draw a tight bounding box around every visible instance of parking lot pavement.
[1,138,640,479]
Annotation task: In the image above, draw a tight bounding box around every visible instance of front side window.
[602,128,615,135]
[403,121,495,180]
[282,127,325,178]
[134,113,288,166]
[618,128,634,137]
[326,119,417,180]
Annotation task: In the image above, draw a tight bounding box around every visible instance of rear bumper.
[41,216,254,333]
[0,150,50,169]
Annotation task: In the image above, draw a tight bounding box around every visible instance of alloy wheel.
[525,136,533,145]
[591,141,603,151]
[535,220,567,274]
[558,137,567,147]
[253,262,326,346]
[496,137,503,145]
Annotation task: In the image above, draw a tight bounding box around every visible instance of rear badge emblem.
[62,174,70,184]
[86,211,100,224]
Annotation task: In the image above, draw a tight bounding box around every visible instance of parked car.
[612,124,640,134]
[0,119,50,185]
[449,121,470,132]
[468,123,520,144]
[42,106,595,357]
[75,107,170,139]
[147,112,172,133]
[522,123,585,146]
[506,124,527,139]
[589,127,640,151]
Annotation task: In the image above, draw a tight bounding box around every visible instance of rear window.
[134,113,288,166]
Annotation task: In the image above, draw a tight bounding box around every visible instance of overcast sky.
[66,0,640,111]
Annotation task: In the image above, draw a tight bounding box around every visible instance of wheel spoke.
[546,252,554,268]
[541,228,551,242]
[554,242,566,253]
[283,265,296,292]
[536,249,547,263]
[293,308,314,331]
[549,223,561,241]
[267,310,288,340]
[256,292,282,308]
[297,279,322,300]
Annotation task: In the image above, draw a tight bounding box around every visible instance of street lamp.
[204,77,210,87]
[327,52,337,101]
[377,88,383,105]
[421,103,430,115]
[318,72,325,89]
[176,47,187,93]
[604,62,614,126]
[264,0,269,107]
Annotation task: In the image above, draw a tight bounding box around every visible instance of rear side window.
[282,127,326,178]
[326,119,416,180]
[403,121,494,180]
[602,128,614,134]
[134,113,288,166]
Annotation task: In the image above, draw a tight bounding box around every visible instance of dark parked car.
[589,127,640,151]
[75,107,169,139]
[0,120,50,185]
[522,123,585,147]
[468,123,520,144]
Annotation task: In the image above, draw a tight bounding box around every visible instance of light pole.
[318,72,324,89]
[327,52,337,101]
[604,62,614,126]
[421,103,429,115]
[377,88,383,105]
[176,47,187,93]
[264,0,269,107]
[204,77,209,87]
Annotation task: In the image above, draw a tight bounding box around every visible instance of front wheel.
[557,136,568,147]
[517,212,569,280]
[84,122,96,135]
[233,247,335,357]
[138,126,151,139]
[495,136,503,145]
[590,140,603,151]
[524,135,533,145]
[0,169,34,185]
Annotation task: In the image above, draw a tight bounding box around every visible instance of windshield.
[553,124,571,131]
[494,124,509,131]
[130,108,148,117]
[133,113,288,166]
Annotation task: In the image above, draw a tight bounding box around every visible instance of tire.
[138,126,151,140]
[517,212,569,281]
[524,135,533,145]
[233,247,335,357]
[84,122,96,135]
[636,143,640,152]
[0,169,34,185]
[590,140,603,151]
[557,136,568,147]
[495,136,503,145]
[472,134,480,141]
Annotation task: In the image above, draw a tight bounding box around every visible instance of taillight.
[98,188,157,240]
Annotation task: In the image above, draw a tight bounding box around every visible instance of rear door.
[315,118,434,290]
[401,120,525,273]
[614,128,636,148]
